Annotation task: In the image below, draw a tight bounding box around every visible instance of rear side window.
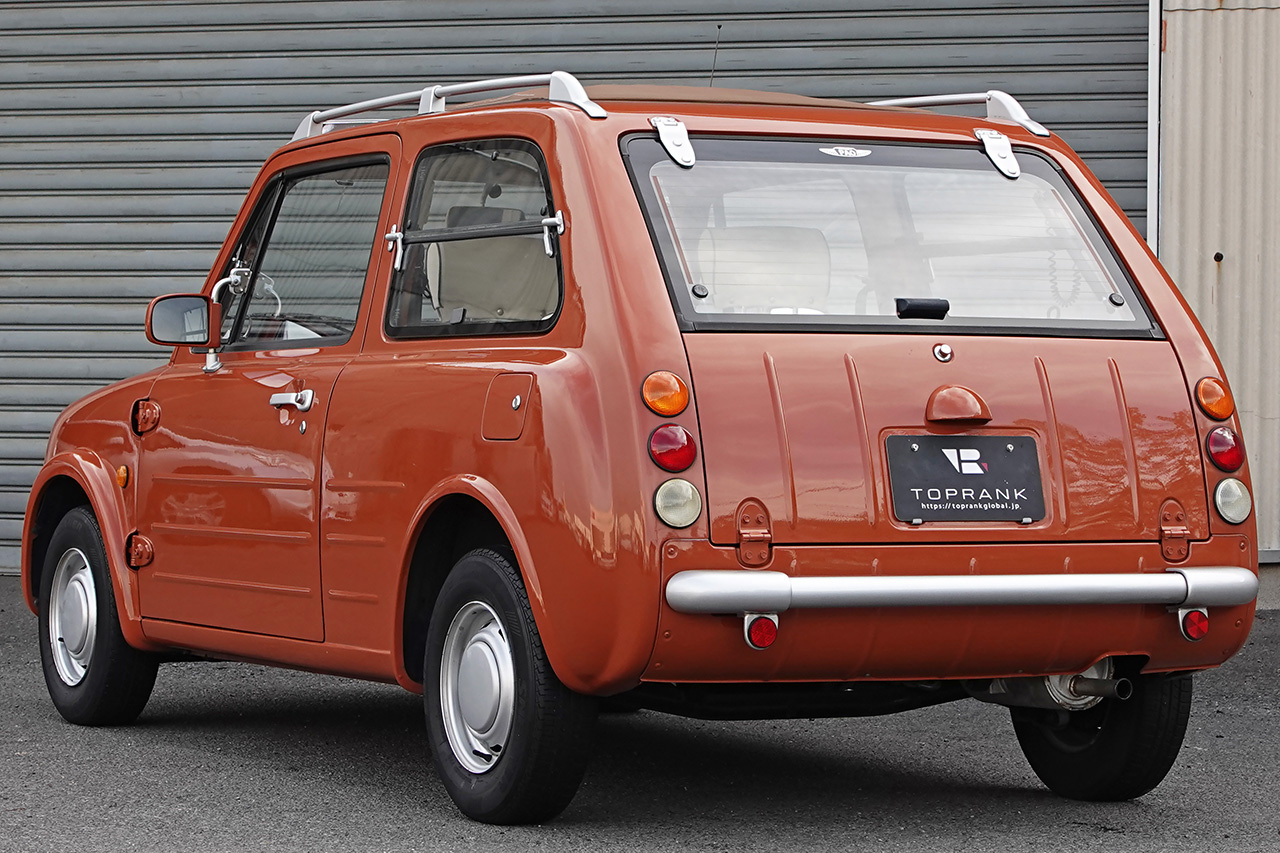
[625,137,1157,337]
[386,139,561,338]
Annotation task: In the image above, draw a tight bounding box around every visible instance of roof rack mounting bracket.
[975,128,1020,179]
[868,90,1050,138]
[650,116,695,168]
[292,70,606,141]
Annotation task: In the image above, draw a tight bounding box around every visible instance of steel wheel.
[424,548,597,824]
[48,547,98,686]
[439,601,516,774]
[38,506,158,726]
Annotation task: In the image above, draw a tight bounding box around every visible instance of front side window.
[386,139,561,337]
[218,160,389,348]
[626,137,1156,336]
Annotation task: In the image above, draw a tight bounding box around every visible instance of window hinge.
[975,128,1020,179]
[650,116,695,168]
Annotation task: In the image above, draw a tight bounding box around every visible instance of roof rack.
[868,90,1050,137]
[291,70,606,141]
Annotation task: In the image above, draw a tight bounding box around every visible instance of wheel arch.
[396,477,547,690]
[22,451,159,651]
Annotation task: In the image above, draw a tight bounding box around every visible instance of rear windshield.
[624,137,1157,336]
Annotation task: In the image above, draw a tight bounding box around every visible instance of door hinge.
[1159,498,1190,563]
[126,532,154,569]
[736,498,773,568]
[132,399,161,435]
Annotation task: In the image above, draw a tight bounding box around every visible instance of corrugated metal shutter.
[1160,1,1280,556]
[0,0,1150,570]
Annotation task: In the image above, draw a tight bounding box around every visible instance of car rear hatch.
[624,133,1210,546]
[683,332,1207,545]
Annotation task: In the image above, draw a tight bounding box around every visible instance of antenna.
[709,25,722,87]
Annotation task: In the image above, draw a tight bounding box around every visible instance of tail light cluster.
[1196,377,1252,525]
[643,371,701,528]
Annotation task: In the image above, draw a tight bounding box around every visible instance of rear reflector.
[642,371,689,417]
[1214,477,1252,524]
[649,424,697,472]
[1206,426,1245,472]
[1180,608,1209,641]
[1196,377,1235,420]
[745,614,778,650]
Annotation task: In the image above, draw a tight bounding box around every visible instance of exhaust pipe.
[967,660,1133,711]
[1070,675,1132,701]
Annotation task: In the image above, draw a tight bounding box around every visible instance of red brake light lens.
[1206,426,1244,472]
[649,424,697,472]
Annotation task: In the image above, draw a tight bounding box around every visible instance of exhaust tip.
[1070,675,1133,701]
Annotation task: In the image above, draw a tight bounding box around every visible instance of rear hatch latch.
[736,499,773,567]
[1160,498,1191,563]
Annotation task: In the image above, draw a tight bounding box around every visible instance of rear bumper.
[644,537,1258,683]
[666,566,1259,614]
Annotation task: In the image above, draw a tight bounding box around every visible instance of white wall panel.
[1160,3,1280,554]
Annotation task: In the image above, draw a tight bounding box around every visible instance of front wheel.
[37,506,158,725]
[1012,672,1192,801]
[424,548,597,824]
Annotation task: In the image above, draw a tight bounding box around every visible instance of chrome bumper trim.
[664,567,1258,614]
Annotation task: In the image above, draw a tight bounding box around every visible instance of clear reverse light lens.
[654,478,701,528]
[1214,477,1252,524]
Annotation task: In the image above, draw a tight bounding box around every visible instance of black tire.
[1012,672,1193,801]
[424,548,597,824]
[37,506,158,726]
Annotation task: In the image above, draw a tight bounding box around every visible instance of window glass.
[231,161,388,347]
[387,140,560,336]
[627,137,1153,335]
[215,186,276,344]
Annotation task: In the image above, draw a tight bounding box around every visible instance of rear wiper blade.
[895,297,950,320]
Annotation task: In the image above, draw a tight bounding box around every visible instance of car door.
[134,137,400,640]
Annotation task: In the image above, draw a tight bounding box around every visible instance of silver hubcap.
[440,601,515,774]
[49,547,97,686]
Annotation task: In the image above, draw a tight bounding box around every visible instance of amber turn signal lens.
[642,371,689,417]
[116,465,130,488]
[1196,377,1234,420]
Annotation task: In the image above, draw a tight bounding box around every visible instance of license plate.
[885,435,1046,523]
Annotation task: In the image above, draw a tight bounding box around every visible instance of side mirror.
[145,294,222,348]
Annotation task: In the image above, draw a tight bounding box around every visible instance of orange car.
[22,72,1258,824]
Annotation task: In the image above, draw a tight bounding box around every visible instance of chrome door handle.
[268,389,314,412]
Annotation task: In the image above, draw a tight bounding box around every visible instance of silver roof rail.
[868,90,1050,137]
[291,70,606,141]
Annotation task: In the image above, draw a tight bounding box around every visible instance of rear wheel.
[37,506,158,725]
[424,548,597,824]
[1012,672,1192,801]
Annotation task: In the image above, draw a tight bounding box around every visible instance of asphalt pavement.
[2,575,1276,853]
